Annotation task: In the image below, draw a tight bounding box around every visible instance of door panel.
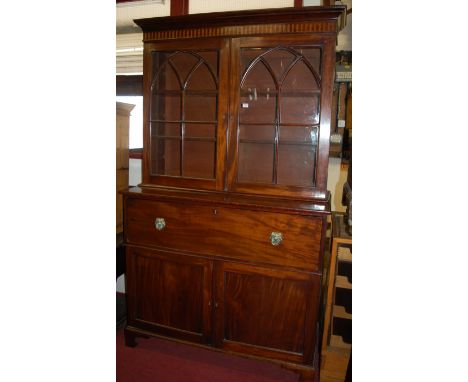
[214,261,320,364]
[126,246,213,344]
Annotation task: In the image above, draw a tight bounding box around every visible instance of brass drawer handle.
[154,218,166,231]
[270,231,283,246]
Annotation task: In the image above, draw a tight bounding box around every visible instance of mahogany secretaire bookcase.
[121,6,346,381]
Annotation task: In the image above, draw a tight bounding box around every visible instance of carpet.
[116,329,299,382]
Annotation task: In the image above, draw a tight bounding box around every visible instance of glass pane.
[184,94,217,121]
[151,94,181,121]
[169,52,199,86]
[151,137,180,176]
[240,48,268,73]
[240,49,279,125]
[239,92,276,124]
[185,123,216,139]
[263,48,297,81]
[151,122,180,138]
[282,59,319,91]
[239,124,275,141]
[152,52,181,91]
[183,140,215,179]
[199,51,218,72]
[186,63,217,91]
[280,94,319,125]
[279,125,318,144]
[238,142,273,184]
[242,59,277,92]
[277,144,315,187]
[296,47,321,76]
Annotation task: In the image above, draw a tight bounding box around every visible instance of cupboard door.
[227,35,336,199]
[126,246,213,344]
[143,38,229,191]
[214,261,320,364]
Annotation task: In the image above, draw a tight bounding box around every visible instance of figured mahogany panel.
[214,262,320,364]
[125,198,323,272]
[126,246,212,344]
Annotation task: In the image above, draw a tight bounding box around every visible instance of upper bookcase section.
[134,6,347,42]
[136,6,347,202]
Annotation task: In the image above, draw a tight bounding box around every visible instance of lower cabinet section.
[122,185,327,381]
[125,245,321,370]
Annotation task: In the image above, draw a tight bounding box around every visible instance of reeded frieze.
[143,21,337,41]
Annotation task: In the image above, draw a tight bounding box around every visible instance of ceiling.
[116,0,168,34]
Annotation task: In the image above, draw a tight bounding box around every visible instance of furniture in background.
[117,102,134,327]
[322,212,352,365]
[121,6,346,382]
[329,51,351,159]
[116,232,126,328]
[116,102,134,233]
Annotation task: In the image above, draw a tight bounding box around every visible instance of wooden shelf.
[239,139,317,147]
[335,275,351,289]
[337,246,351,261]
[329,334,351,351]
[333,305,351,320]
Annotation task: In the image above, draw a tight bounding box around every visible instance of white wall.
[117,275,126,293]
[116,0,170,29]
[303,0,321,5]
[189,0,294,14]
[129,159,142,186]
[337,0,352,51]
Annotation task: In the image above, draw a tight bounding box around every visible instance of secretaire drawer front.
[125,198,323,271]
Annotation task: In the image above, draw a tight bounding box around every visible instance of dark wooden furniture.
[122,6,346,382]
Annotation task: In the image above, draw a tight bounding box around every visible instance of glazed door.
[142,38,229,190]
[227,35,336,199]
[214,261,321,364]
[126,246,213,344]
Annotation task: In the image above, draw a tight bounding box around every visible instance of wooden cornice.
[134,6,346,41]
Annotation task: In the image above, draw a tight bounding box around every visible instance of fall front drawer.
[124,197,323,272]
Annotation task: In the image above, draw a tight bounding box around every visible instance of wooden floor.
[320,350,350,382]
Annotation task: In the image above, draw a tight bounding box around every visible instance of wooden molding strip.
[129,148,143,159]
[143,21,337,41]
